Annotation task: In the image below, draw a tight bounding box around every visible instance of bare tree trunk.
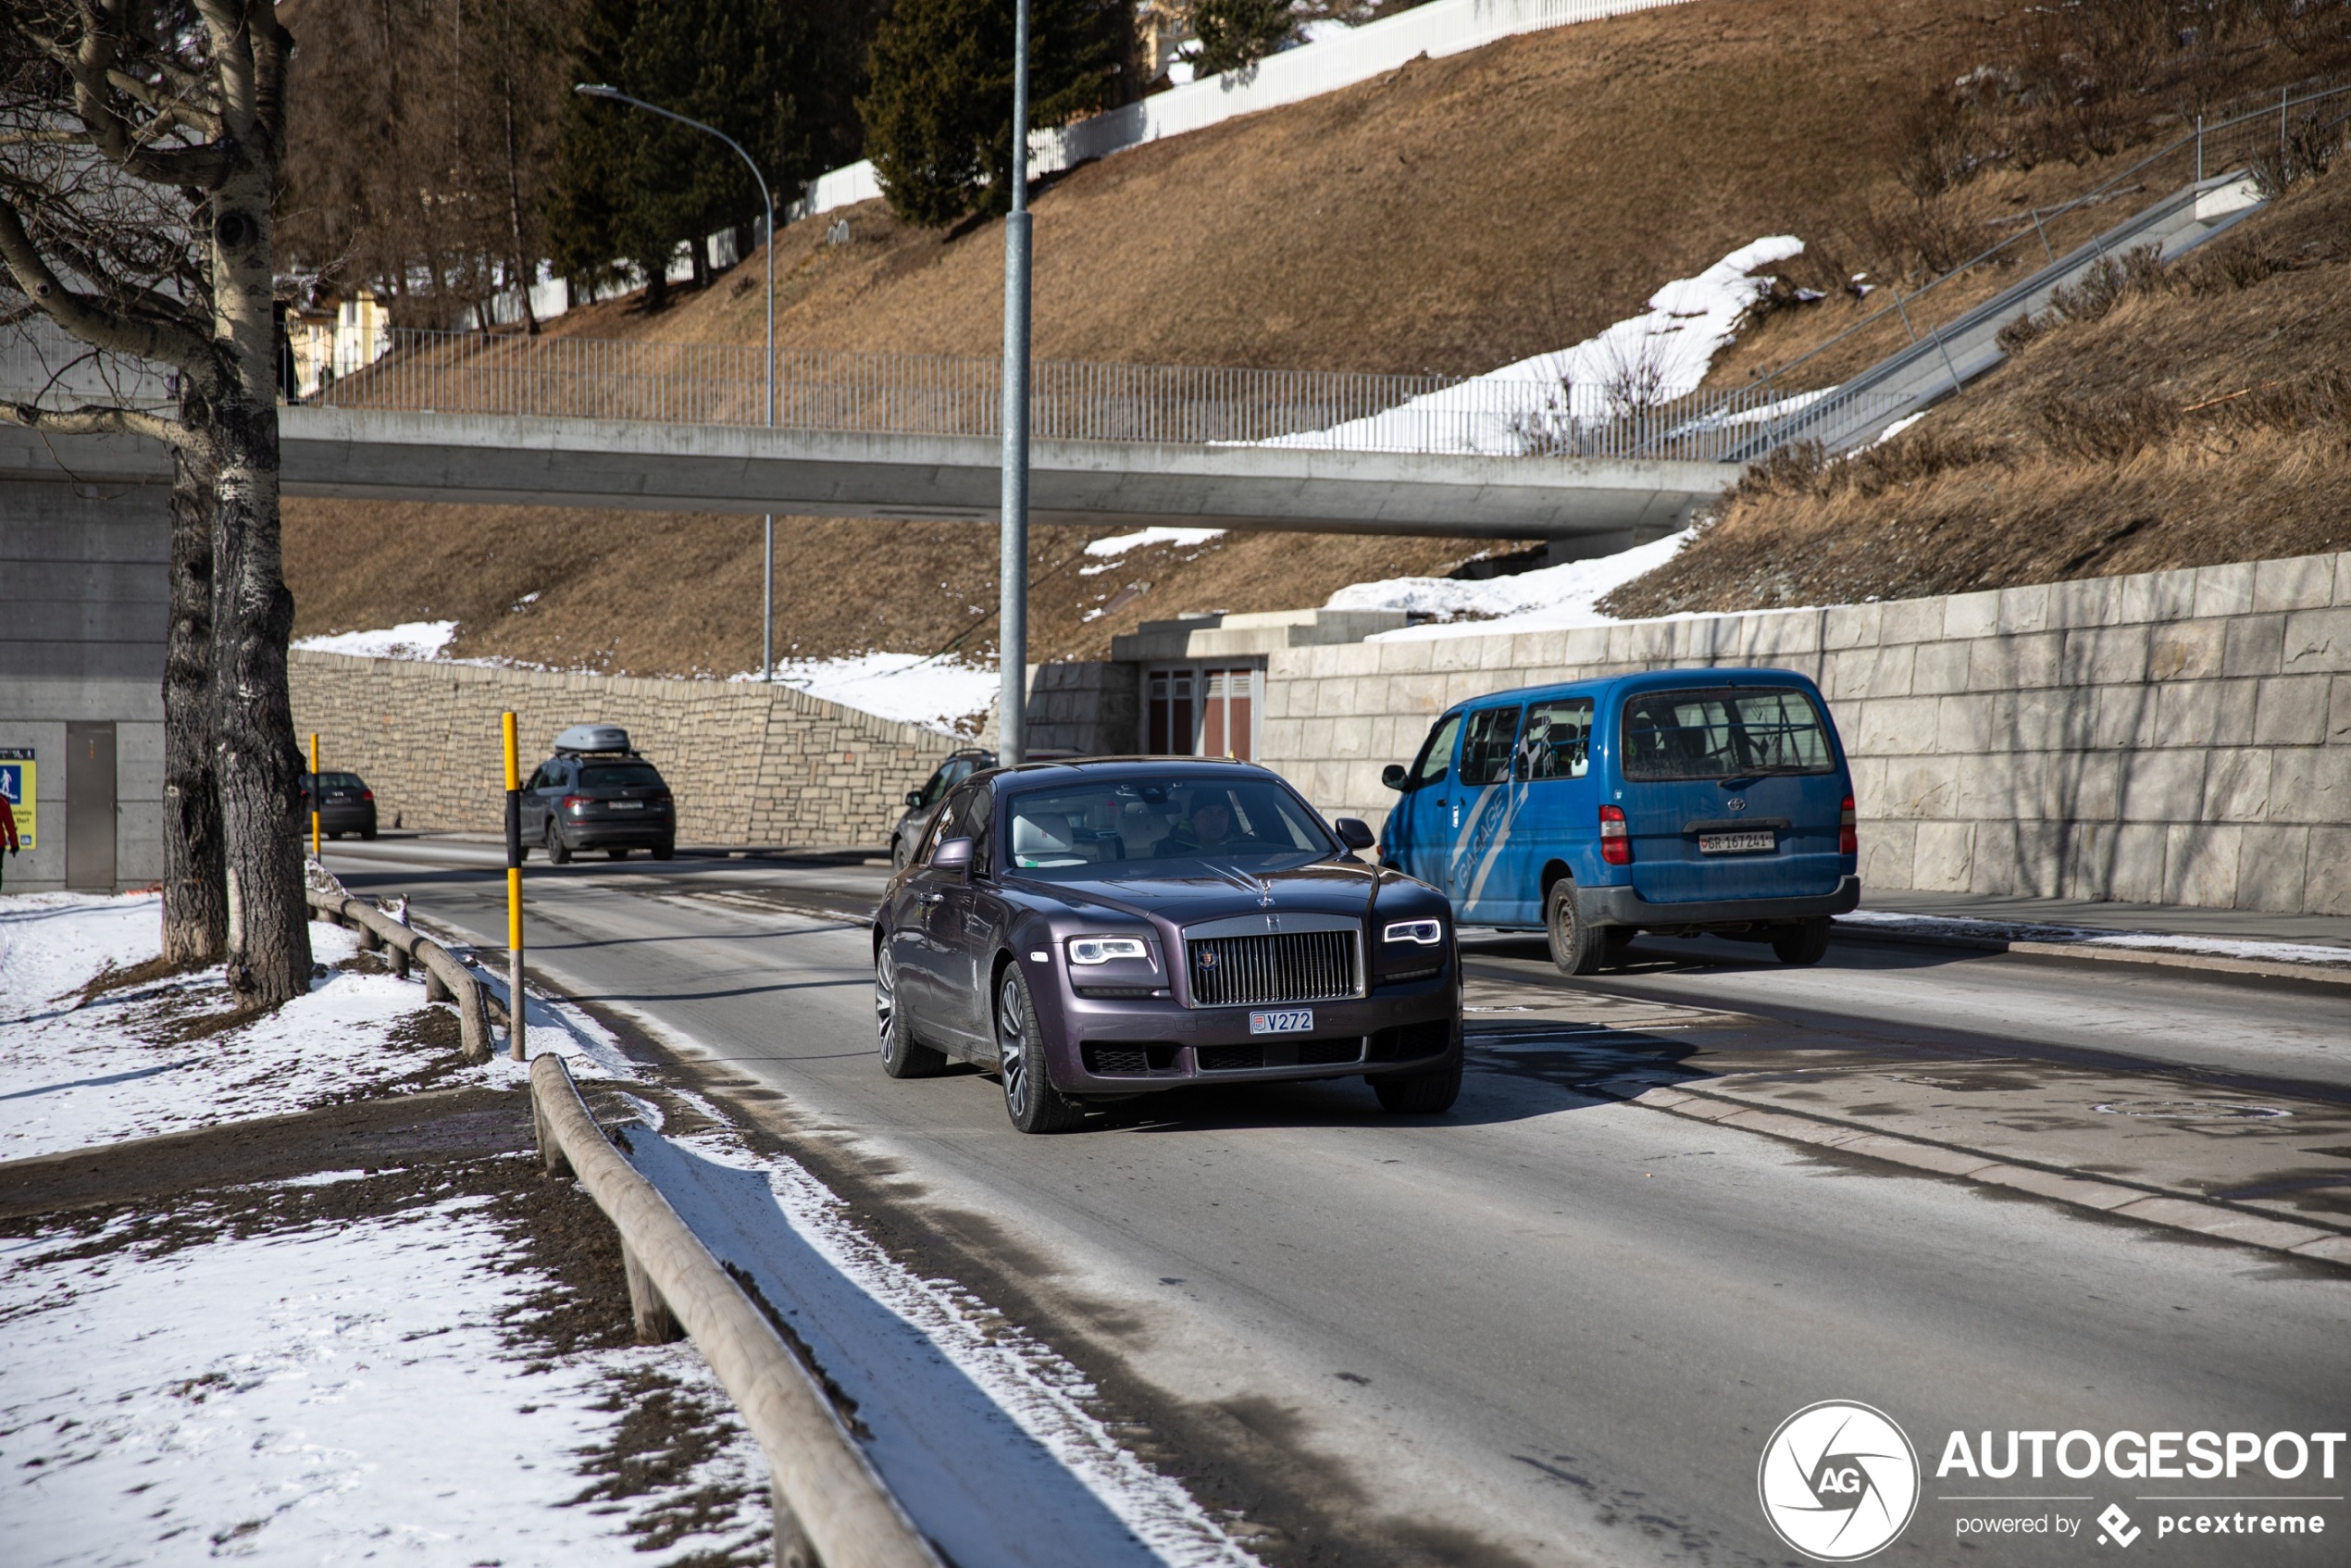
[163,413,226,967]
[211,163,312,1007]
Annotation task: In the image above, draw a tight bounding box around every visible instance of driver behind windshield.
[1163,791,1237,852]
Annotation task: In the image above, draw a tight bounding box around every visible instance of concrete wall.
[288,653,961,848]
[1257,550,2351,916]
[0,479,168,892]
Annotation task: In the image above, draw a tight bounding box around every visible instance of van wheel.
[1772,918,1831,965]
[1545,880,1604,976]
[545,822,571,865]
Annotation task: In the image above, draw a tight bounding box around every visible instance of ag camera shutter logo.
[1758,1400,1921,1561]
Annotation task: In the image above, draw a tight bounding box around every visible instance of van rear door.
[1615,685,1847,904]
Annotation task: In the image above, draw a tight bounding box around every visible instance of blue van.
[1377,668,1859,974]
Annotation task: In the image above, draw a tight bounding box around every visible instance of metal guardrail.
[304,886,493,1061]
[529,1052,944,1568]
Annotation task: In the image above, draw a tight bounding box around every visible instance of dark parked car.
[300,771,378,840]
[889,747,1078,869]
[873,759,1462,1133]
[890,749,991,870]
[518,726,676,863]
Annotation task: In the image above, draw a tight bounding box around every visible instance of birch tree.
[1,1,311,1002]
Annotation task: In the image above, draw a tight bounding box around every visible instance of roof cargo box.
[553,723,632,755]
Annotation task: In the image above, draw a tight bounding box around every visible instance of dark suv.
[300,772,379,840]
[519,729,676,862]
[890,748,1080,868]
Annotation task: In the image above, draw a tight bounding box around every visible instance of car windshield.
[578,763,664,789]
[1619,687,1835,781]
[1003,775,1336,878]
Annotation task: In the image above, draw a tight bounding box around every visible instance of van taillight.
[1839,794,1858,856]
[1599,804,1631,865]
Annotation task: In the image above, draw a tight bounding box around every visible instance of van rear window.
[1619,688,1833,781]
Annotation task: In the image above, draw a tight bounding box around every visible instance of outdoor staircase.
[1729,171,2269,463]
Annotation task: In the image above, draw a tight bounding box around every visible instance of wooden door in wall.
[1147,665,1261,760]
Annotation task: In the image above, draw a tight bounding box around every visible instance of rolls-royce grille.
[1186,930,1359,1008]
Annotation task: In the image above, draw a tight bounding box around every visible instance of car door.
[518,763,553,840]
[1384,712,1463,892]
[891,780,977,1043]
[1499,695,1597,927]
[932,783,1000,1049]
[1450,703,1525,924]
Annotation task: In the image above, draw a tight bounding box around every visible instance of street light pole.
[998,0,1033,766]
[575,83,777,678]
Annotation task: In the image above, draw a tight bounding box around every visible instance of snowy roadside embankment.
[1257,236,1807,454]
[1325,529,1698,638]
[0,891,766,1566]
[291,618,458,659]
[0,891,628,1164]
[757,650,1001,735]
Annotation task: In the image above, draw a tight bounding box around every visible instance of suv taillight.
[562,795,588,813]
[1599,804,1631,865]
[360,790,374,802]
[1839,793,1858,856]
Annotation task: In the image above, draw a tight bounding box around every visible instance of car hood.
[1012,858,1382,927]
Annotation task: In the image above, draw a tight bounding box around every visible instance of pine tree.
[861,0,1129,229]
[1186,0,1299,77]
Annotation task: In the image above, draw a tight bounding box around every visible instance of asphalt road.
[325,839,2351,1568]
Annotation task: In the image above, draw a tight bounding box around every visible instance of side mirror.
[1334,817,1376,852]
[1379,764,1408,791]
[904,790,925,809]
[930,836,975,873]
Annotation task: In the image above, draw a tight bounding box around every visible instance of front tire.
[997,965,1084,1133]
[1772,917,1831,965]
[875,945,946,1078]
[1546,879,1605,976]
[890,834,911,872]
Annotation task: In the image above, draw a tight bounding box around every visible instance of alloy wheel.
[998,972,1031,1113]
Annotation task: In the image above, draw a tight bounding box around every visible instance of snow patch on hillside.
[1260,235,1804,454]
[291,620,458,660]
[764,653,1000,735]
[1328,529,1697,638]
[1082,527,1226,567]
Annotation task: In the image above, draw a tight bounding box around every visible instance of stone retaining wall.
[1257,550,2351,915]
[289,653,959,847]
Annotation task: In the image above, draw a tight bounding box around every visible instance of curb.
[1832,919,2351,987]
[1632,1082,2351,1270]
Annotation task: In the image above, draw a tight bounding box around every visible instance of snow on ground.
[1,1203,765,1567]
[1325,528,1738,641]
[1837,909,2351,969]
[1081,526,1227,567]
[291,619,458,659]
[1258,235,1806,454]
[0,891,759,1566]
[0,890,632,1164]
[758,651,1001,735]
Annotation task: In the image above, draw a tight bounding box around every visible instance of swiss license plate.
[1698,830,1776,854]
[1250,1008,1313,1035]
[607,800,644,810]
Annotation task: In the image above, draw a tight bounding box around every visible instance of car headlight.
[1067,936,1150,965]
[1382,918,1444,946]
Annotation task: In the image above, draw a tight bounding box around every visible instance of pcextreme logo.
[1758,1400,1922,1562]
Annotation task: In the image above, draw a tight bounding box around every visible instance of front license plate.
[1698,830,1776,854]
[1250,1008,1313,1035]
[607,801,645,810]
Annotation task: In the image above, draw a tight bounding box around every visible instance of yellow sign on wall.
[0,749,34,850]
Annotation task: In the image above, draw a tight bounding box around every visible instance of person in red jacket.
[0,793,18,892]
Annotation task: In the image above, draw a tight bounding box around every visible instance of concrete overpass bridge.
[0,404,1733,545]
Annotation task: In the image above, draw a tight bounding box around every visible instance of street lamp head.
[575,83,622,100]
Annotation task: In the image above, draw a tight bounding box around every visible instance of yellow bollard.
[309,732,321,858]
[503,713,526,1061]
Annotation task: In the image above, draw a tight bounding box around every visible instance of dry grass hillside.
[1603,168,2351,616]
[287,0,2344,673]
[291,0,1994,670]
